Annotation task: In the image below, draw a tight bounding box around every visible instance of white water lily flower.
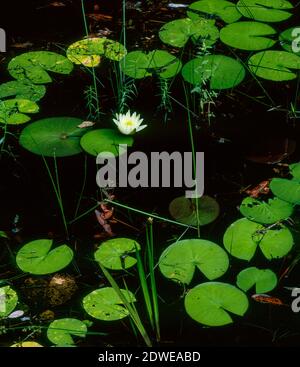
[113,110,147,135]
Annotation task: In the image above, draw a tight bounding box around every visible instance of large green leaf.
[184,282,249,326]
[223,218,293,260]
[16,239,74,275]
[240,196,293,224]
[82,287,136,321]
[8,51,73,84]
[187,0,242,23]
[120,50,182,79]
[182,55,245,90]
[159,18,219,48]
[236,0,293,22]
[248,51,300,81]
[289,162,300,180]
[67,38,126,67]
[47,318,87,346]
[279,27,300,55]
[0,99,39,125]
[80,129,133,157]
[0,286,18,318]
[168,195,220,226]
[220,21,276,50]
[94,238,140,270]
[270,178,300,204]
[19,117,87,157]
[236,267,277,293]
[0,80,46,102]
[159,239,229,284]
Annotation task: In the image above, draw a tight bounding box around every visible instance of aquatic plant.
[113,110,147,135]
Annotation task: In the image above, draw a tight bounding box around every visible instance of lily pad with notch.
[16,239,74,275]
[0,285,18,318]
[182,55,245,90]
[236,0,293,23]
[120,50,182,79]
[8,51,73,84]
[184,282,249,326]
[223,218,294,260]
[0,98,39,125]
[240,196,294,224]
[0,80,46,102]
[19,117,87,157]
[168,195,220,226]
[187,0,242,24]
[159,239,229,285]
[220,21,277,51]
[94,238,141,270]
[83,287,136,321]
[236,267,277,293]
[47,318,88,346]
[270,177,300,204]
[80,129,134,157]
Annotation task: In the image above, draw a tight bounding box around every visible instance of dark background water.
[1,0,300,346]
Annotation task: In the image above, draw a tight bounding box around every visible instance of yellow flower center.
[125,119,134,127]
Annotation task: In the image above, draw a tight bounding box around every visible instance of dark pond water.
[1,0,300,347]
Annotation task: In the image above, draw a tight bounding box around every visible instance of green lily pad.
[67,38,126,67]
[0,80,46,102]
[0,286,18,318]
[8,51,73,84]
[248,50,300,81]
[159,239,229,285]
[279,27,300,55]
[270,178,300,204]
[19,117,87,157]
[16,239,74,275]
[187,0,242,23]
[47,318,87,346]
[223,218,294,260]
[159,18,219,48]
[236,267,277,293]
[220,21,276,50]
[182,55,245,90]
[168,195,220,226]
[240,196,293,224]
[289,162,300,179]
[83,287,136,321]
[94,238,141,270]
[80,129,134,157]
[120,50,182,79]
[184,282,249,326]
[236,0,293,23]
[0,99,39,124]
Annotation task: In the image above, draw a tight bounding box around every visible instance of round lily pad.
[16,239,74,275]
[0,285,18,318]
[270,178,300,204]
[67,38,126,67]
[236,267,277,293]
[95,238,140,270]
[184,282,249,326]
[0,98,39,124]
[19,117,87,157]
[236,0,293,23]
[159,18,219,48]
[0,80,46,102]
[120,50,182,79]
[83,287,136,321]
[223,218,294,260]
[8,51,73,84]
[248,51,300,81]
[47,318,87,346]
[279,27,300,55]
[169,195,220,226]
[220,21,276,50]
[159,239,229,284]
[188,0,242,23]
[240,196,294,224]
[182,55,245,90]
[80,129,134,157]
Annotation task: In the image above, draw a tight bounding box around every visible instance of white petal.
[135,124,147,132]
